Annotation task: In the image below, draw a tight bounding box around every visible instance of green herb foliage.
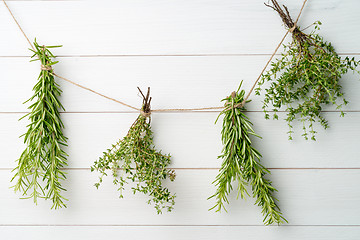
[256,0,360,140]
[91,88,176,214]
[209,82,286,225]
[11,40,68,209]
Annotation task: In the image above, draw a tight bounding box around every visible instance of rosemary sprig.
[11,39,68,209]
[209,81,286,225]
[91,87,176,214]
[256,0,360,140]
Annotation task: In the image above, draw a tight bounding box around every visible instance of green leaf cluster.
[256,19,360,140]
[91,114,176,214]
[209,82,286,225]
[12,40,68,209]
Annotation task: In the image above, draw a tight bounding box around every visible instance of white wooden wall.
[1,0,360,239]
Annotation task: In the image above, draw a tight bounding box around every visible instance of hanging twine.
[52,72,140,111]
[265,0,308,44]
[242,0,308,106]
[41,65,52,71]
[140,110,151,118]
[2,0,307,113]
[223,91,245,111]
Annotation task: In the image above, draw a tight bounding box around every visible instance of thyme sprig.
[11,40,68,209]
[256,0,360,140]
[209,82,286,225]
[91,87,176,214]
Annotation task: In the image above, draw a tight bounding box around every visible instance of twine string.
[2,0,35,51]
[41,65,52,71]
[52,73,140,111]
[289,23,297,33]
[2,0,307,113]
[242,0,308,105]
[140,110,151,117]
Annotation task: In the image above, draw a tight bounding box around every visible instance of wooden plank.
[1,112,359,169]
[1,169,360,225]
[1,56,359,112]
[1,0,359,236]
[1,1,360,56]
[0,226,360,240]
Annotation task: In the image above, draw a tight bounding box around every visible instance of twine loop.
[289,23,297,33]
[140,110,151,118]
[234,102,244,109]
[224,91,244,110]
[41,65,52,71]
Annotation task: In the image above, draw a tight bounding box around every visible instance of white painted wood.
[1,0,360,239]
[1,169,360,225]
[1,226,360,240]
[1,56,359,112]
[1,112,360,169]
[0,1,360,56]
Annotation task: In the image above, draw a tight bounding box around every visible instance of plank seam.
[1,110,360,114]
[0,224,359,227]
[0,168,359,171]
[0,53,359,58]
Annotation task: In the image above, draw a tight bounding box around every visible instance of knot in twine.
[225,91,244,109]
[288,23,297,33]
[41,65,52,71]
[140,109,151,118]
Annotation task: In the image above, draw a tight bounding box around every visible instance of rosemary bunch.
[12,40,68,209]
[256,0,360,140]
[91,87,176,214]
[209,82,286,225]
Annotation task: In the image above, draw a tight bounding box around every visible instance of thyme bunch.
[256,0,360,140]
[209,82,286,225]
[11,40,68,209]
[91,87,176,214]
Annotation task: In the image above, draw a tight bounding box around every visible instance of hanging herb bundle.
[11,40,68,209]
[91,87,176,214]
[209,82,286,225]
[256,0,360,140]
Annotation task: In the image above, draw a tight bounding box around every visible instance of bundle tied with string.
[139,87,152,118]
[209,81,286,225]
[256,0,360,140]
[12,40,68,209]
[91,87,176,214]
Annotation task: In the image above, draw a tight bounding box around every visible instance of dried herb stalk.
[209,82,286,225]
[256,0,360,140]
[91,87,176,214]
[11,40,68,209]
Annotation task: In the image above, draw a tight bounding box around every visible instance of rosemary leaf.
[12,39,68,209]
[209,81,286,225]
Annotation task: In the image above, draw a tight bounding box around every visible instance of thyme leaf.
[91,88,176,214]
[257,0,360,140]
